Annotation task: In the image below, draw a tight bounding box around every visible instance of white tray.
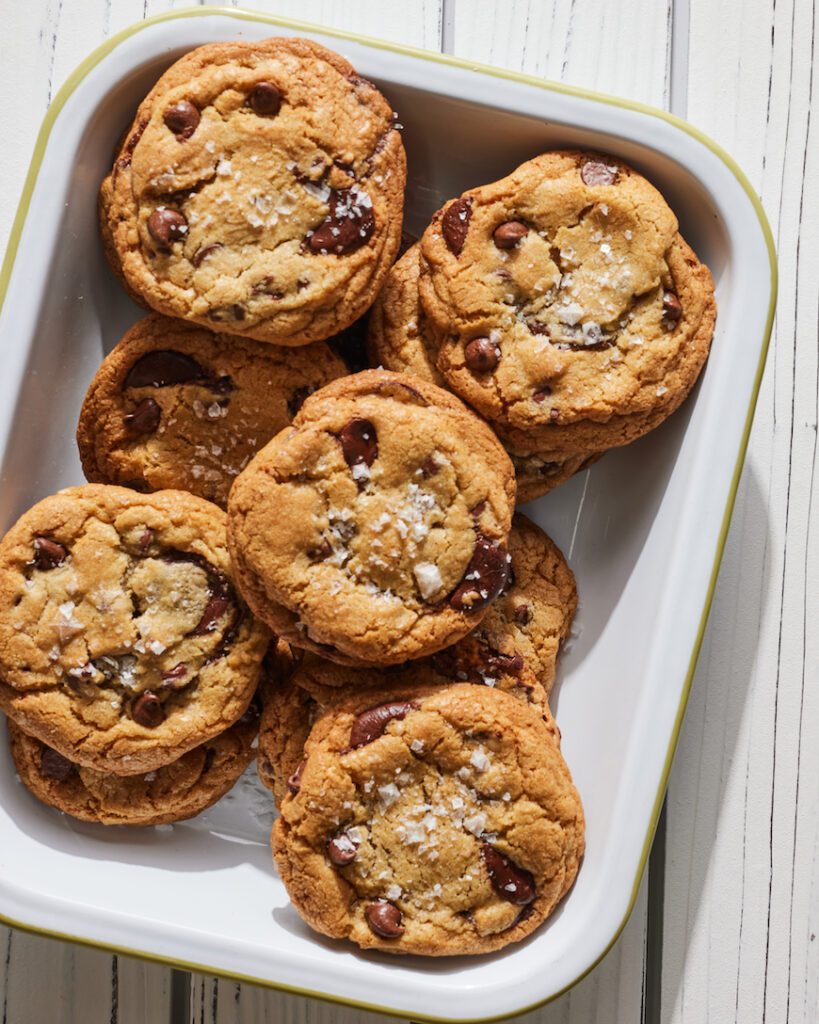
[0,8,775,1022]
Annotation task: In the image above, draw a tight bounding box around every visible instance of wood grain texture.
[0,931,171,1024]
[661,0,819,1021]
[448,0,672,105]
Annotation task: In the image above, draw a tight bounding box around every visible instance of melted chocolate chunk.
[123,397,161,435]
[442,197,472,255]
[449,536,511,612]
[124,350,207,389]
[191,242,223,267]
[32,537,68,570]
[40,746,75,781]
[338,418,378,470]
[482,843,536,905]
[349,701,419,749]
[308,189,375,255]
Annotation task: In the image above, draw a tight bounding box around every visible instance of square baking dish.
[0,8,775,1022]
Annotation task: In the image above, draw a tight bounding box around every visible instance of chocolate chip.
[532,387,552,402]
[287,759,306,794]
[163,101,200,140]
[450,536,511,612]
[339,418,378,470]
[40,746,75,781]
[349,701,419,749]
[528,322,549,337]
[191,594,230,636]
[163,551,239,657]
[232,304,246,321]
[482,843,536,905]
[138,528,154,552]
[365,900,404,938]
[420,455,441,478]
[248,81,282,116]
[663,290,683,321]
[493,220,528,249]
[464,337,499,374]
[132,691,165,728]
[580,160,619,186]
[442,197,472,255]
[191,242,222,267]
[308,189,375,255]
[327,831,359,866]
[124,350,207,389]
[487,649,524,676]
[147,208,187,249]
[161,662,188,683]
[123,397,161,435]
[32,537,67,570]
[549,409,560,422]
[513,602,532,625]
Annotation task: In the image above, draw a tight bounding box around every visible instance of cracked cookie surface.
[368,245,602,500]
[100,37,405,345]
[0,485,268,775]
[227,370,516,666]
[419,150,716,458]
[8,700,258,825]
[77,314,348,508]
[272,683,584,955]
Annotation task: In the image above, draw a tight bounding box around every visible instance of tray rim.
[0,6,777,1021]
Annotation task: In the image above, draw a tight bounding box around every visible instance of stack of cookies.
[0,486,268,825]
[369,152,716,498]
[0,33,717,957]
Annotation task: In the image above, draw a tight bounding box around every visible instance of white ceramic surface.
[0,10,774,1022]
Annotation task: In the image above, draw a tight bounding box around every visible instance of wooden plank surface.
[661,0,819,1021]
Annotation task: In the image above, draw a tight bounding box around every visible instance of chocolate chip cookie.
[8,702,258,826]
[0,485,268,775]
[100,37,405,345]
[272,683,584,955]
[227,370,516,666]
[419,151,716,458]
[368,245,603,500]
[77,314,348,507]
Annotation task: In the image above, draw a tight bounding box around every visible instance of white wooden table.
[0,1,816,1021]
